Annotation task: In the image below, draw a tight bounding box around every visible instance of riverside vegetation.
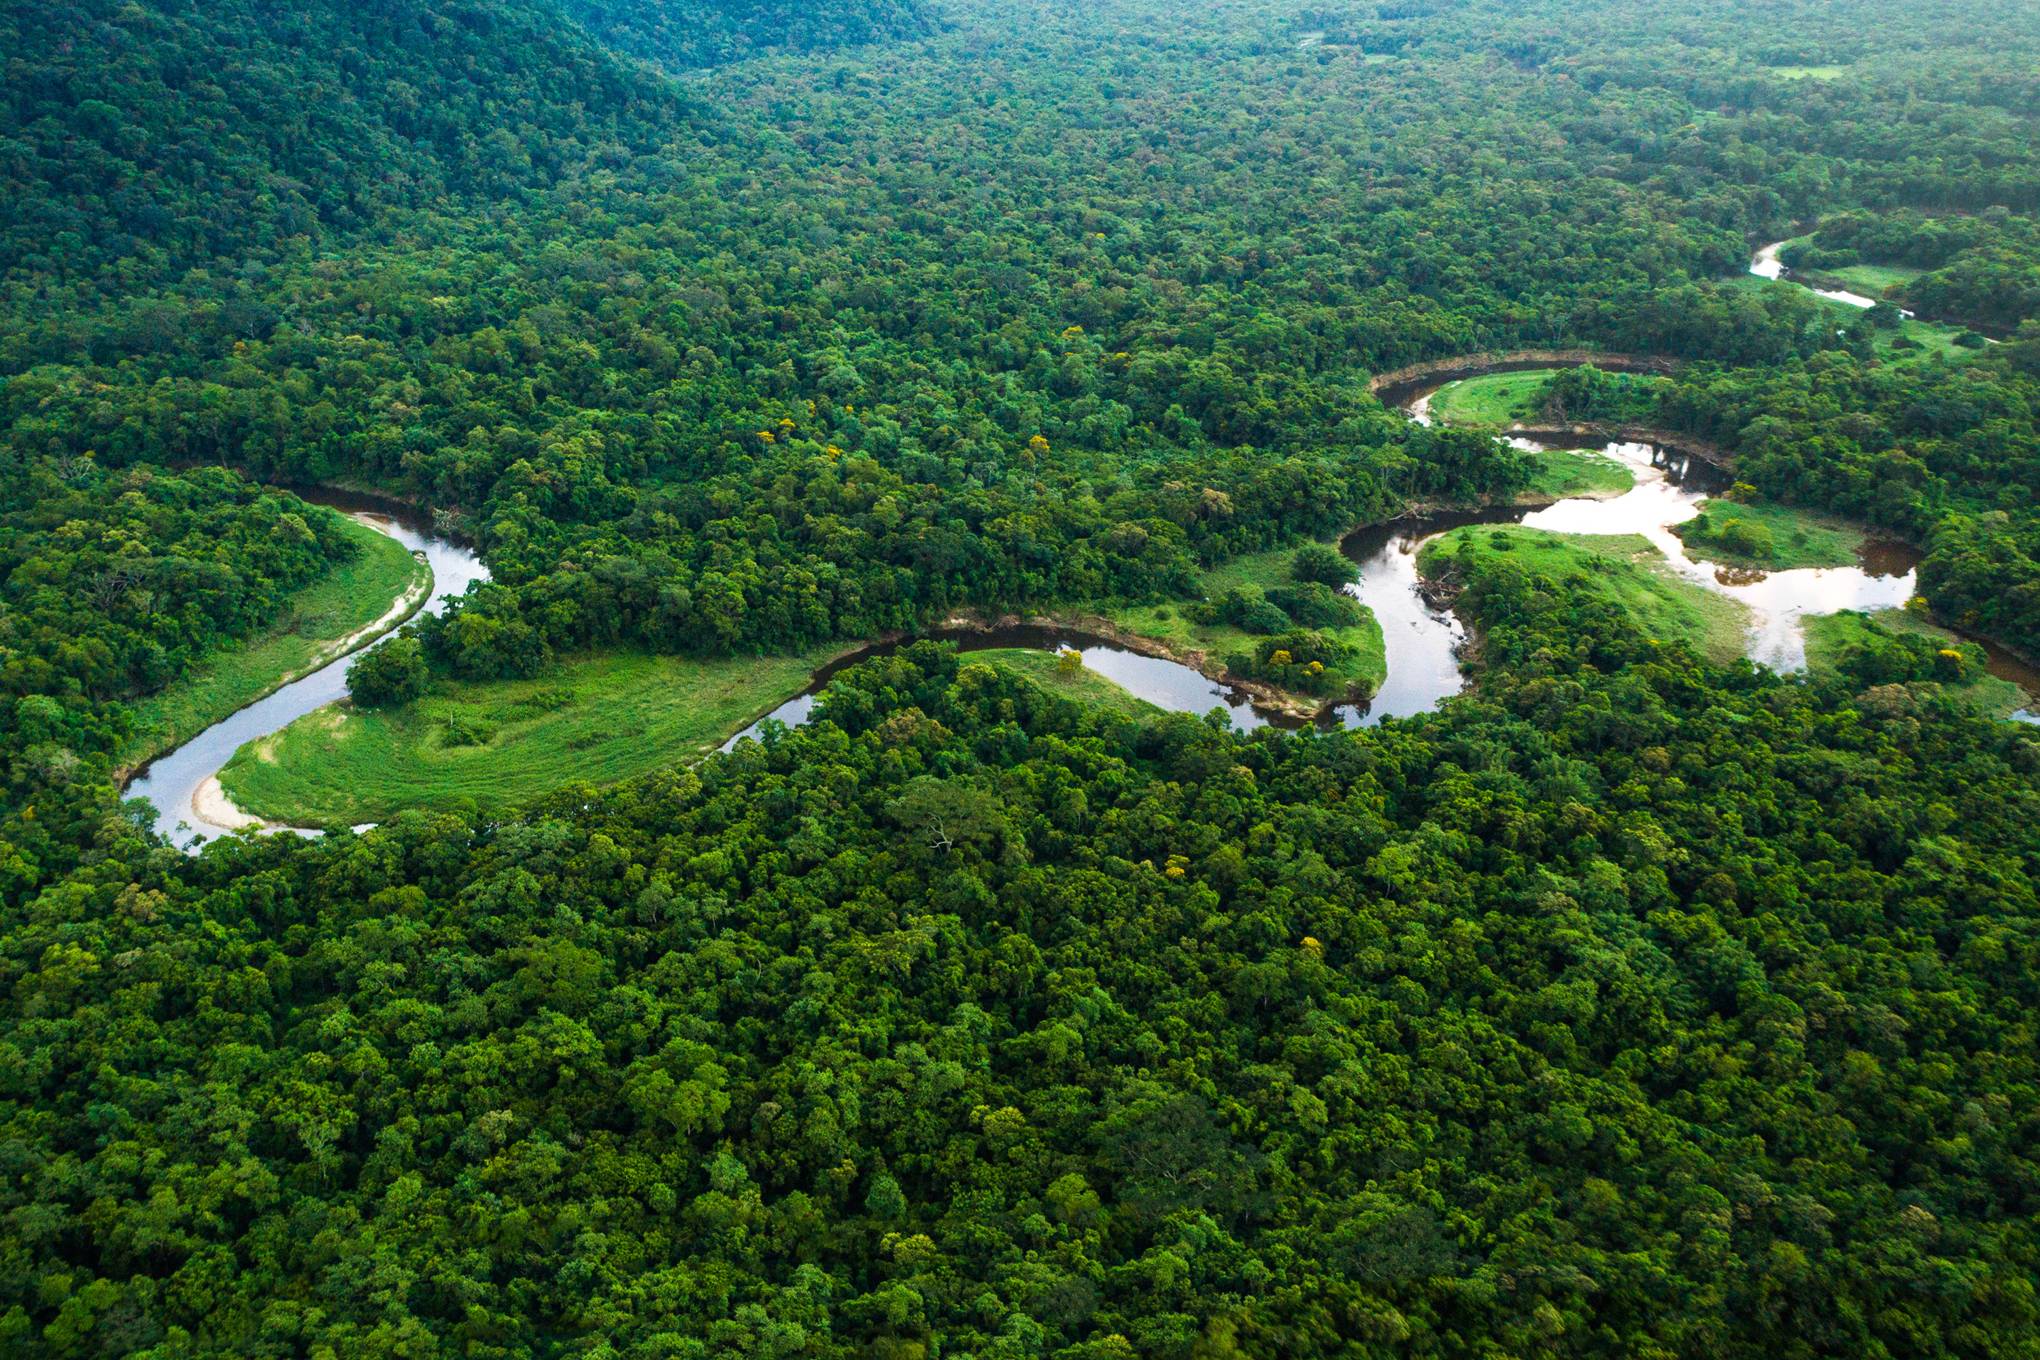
[115,516,430,773]
[6,0,2040,1356]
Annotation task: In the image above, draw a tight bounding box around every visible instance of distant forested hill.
[560,0,935,71]
[0,0,931,320]
[0,0,693,288]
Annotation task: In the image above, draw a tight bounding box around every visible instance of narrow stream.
[124,491,488,849]
[723,624,1284,750]
[1749,240,1902,311]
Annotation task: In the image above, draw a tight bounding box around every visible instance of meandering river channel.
[722,623,1280,750]
[124,491,489,849]
[1322,436,1929,727]
[1750,239,1903,312]
[130,242,2038,849]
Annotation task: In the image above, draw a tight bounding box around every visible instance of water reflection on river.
[136,335,2040,842]
[721,625,1278,750]
[1526,442,1916,669]
[1749,240,1898,311]
[729,425,2038,744]
[124,491,489,849]
[1320,435,1937,726]
[1322,422,2040,725]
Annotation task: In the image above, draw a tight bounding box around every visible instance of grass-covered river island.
[1421,525,1751,664]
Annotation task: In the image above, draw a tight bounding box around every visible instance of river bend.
[125,492,488,849]
[128,242,2037,847]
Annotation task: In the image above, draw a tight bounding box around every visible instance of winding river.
[1749,240,1906,312]
[1319,436,1934,727]
[728,410,2035,740]
[1315,242,2038,725]
[128,241,2038,851]
[1752,238,2009,342]
[124,491,489,849]
[722,623,1281,750]
[1320,240,2040,724]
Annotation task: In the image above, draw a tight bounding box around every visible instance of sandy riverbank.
[191,774,266,833]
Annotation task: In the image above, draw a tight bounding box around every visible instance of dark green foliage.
[1832,624,1987,687]
[0,464,359,892]
[0,464,354,709]
[5,0,2040,1353]
[1263,582,1366,629]
[1684,509,1777,561]
[1918,513,2040,653]
[1537,364,1669,423]
[1401,426,1534,501]
[0,0,694,293]
[347,635,431,708]
[1228,628,1352,694]
[1207,588,1294,635]
[560,0,933,71]
[1289,543,1356,588]
[1201,580,1366,636]
[3,609,2037,1356]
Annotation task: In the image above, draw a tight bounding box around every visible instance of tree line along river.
[124,245,2040,847]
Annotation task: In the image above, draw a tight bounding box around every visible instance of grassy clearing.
[1199,541,1335,597]
[1421,525,1750,665]
[1769,64,1848,80]
[1102,541,1387,700]
[1424,376,1638,502]
[117,516,429,770]
[1425,370,1560,425]
[1727,273,1974,362]
[1804,610,2030,719]
[1876,315,1974,362]
[1521,447,1634,502]
[1673,498,1867,570]
[969,649,1159,718]
[1823,262,1922,294]
[221,639,1171,826]
[220,648,840,824]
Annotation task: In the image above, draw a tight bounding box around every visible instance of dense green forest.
[1784,210,2040,332]
[1,464,364,847]
[560,0,935,70]
[8,571,2040,1358]
[5,0,2040,1353]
